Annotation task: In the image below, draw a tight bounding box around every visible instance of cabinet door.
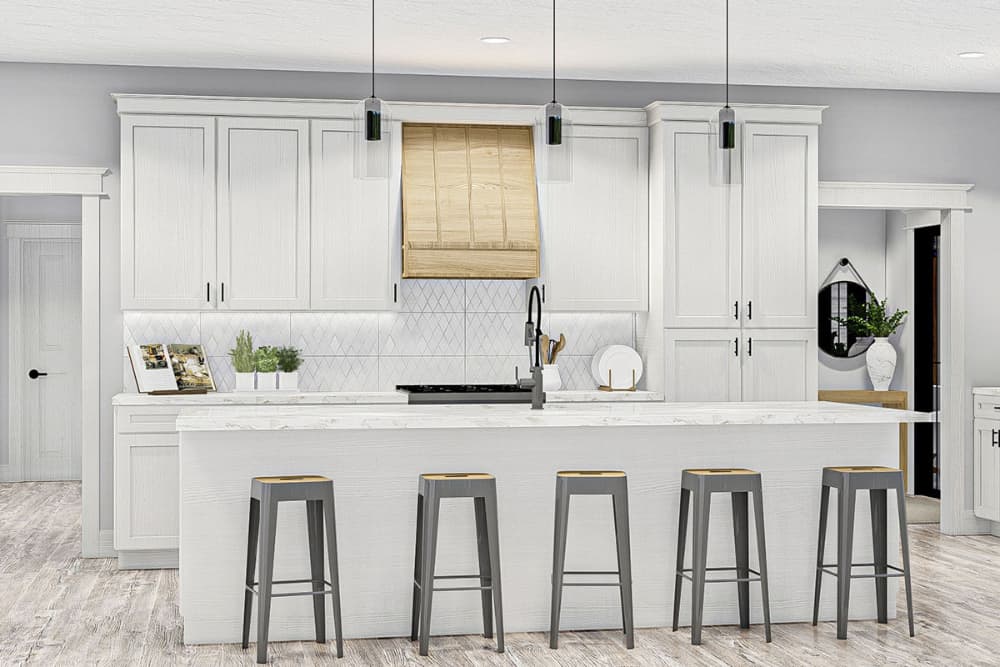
[311,119,395,309]
[973,419,1000,522]
[662,121,741,328]
[217,117,310,310]
[114,432,179,551]
[121,115,216,309]
[741,328,818,401]
[540,125,648,311]
[664,329,741,402]
[741,123,817,328]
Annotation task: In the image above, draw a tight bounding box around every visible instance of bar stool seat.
[549,470,634,650]
[812,465,914,639]
[410,472,504,656]
[672,468,771,645]
[242,475,344,664]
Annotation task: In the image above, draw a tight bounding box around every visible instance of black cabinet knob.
[28,369,48,379]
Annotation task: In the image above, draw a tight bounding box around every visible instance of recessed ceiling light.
[958,51,985,59]
[480,36,511,44]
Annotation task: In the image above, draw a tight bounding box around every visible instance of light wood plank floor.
[2,482,998,666]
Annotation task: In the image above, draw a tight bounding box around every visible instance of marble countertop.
[973,387,1000,396]
[112,390,663,407]
[175,400,934,433]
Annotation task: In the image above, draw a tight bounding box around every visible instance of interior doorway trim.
[819,180,974,535]
[0,166,109,557]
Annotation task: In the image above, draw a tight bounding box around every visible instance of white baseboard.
[117,549,178,570]
[941,509,993,536]
[94,529,117,559]
[0,465,11,482]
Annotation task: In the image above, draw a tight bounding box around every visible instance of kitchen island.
[176,401,931,644]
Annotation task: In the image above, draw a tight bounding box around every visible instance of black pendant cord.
[725,0,729,107]
[370,0,376,98]
[552,0,557,103]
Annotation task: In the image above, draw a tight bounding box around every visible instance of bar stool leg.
[305,500,327,643]
[812,485,830,626]
[321,490,344,658]
[549,480,569,649]
[690,484,711,645]
[751,479,772,643]
[612,485,635,649]
[417,490,440,656]
[474,497,494,639]
[870,489,888,624]
[894,482,915,637]
[672,487,690,632]
[410,494,424,642]
[732,491,750,630]
[836,483,856,640]
[256,490,277,664]
[485,487,505,653]
[242,497,260,650]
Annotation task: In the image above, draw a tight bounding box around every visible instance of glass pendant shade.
[709,111,742,186]
[354,97,390,179]
[718,105,736,150]
[538,102,572,183]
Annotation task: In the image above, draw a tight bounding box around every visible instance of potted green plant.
[254,346,280,391]
[276,346,303,391]
[229,330,256,392]
[833,294,907,391]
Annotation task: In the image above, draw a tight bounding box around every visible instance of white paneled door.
[14,235,82,480]
[663,329,741,402]
[217,117,310,310]
[741,328,818,401]
[973,420,1000,522]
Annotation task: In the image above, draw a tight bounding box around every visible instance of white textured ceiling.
[4,0,1000,92]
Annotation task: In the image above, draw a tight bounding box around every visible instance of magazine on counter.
[127,343,216,394]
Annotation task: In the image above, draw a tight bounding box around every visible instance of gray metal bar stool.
[812,465,914,640]
[410,473,503,656]
[242,475,344,664]
[672,468,771,645]
[549,470,634,649]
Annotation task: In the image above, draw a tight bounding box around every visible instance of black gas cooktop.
[396,384,531,404]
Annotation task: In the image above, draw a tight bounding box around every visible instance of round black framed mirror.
[818,281,873,358]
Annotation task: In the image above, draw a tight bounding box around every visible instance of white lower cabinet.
[664,328,816,402]
[973,418,1000,522]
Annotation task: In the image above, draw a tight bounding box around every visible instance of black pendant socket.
[365,109,382,141]
[547,114,562,146]
[721,120,736,150]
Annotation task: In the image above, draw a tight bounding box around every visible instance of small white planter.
[866,337,897,391]
[543,364,563,392]
[256,372,278,391]
[234,371,256,392]
[278,371,299,391]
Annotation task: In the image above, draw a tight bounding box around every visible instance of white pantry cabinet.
[121,115,217,310]
[538,125,649,311]
[973,416,1000,522]
[217,117,311,310]
[311,119,397,309]
[664,329,816,402]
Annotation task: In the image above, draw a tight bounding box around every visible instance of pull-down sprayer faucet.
[519,285,545,409]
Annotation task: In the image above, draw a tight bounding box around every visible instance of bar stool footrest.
[246,579,336,598]
[818,562,906,579]
[678,566,762,585]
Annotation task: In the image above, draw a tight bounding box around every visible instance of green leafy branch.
[832,293,907,338]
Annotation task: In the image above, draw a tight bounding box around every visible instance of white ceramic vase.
[256,372,278,391]
[234,371,255,392]
[543,364,563,392]
[278,371,299,391]
[866,337,897,391]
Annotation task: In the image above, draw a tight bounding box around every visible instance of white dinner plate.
[591,345,643,389]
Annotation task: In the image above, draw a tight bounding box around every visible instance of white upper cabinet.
[217,117,310,310]
[121,115,216,310]
[662,122,741,328]
[539,125,648,311]
[310,119,396,310]
[741,328,817,401]
[741,123,818,328]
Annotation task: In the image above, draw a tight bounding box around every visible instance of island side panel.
[179,422,899,644]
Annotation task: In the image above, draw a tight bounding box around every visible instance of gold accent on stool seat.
[685,468,758,476]
[557,470,626,477]
[421,473,494,480]
[827,466,900,473]
[254,475,330,484]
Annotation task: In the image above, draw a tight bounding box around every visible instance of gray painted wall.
[1,62,996,533]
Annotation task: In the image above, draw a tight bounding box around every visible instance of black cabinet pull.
[206,282,210,302]
[993,429,999,448]
[747,337,753,356]
[747,300,753,320]
[734,301,739,320]
[28,369,48,379]
[542,284,546,302]
[734,337,739,356]
[393,283,398,303]
[221,282,225,302]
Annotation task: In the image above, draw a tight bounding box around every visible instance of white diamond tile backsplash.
[122,281,637,392]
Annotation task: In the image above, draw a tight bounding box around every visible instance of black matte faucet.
[519,285,545,409]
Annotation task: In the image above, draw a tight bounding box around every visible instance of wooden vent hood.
[401,123,540,279]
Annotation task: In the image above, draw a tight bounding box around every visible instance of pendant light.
[539,0,572,183]
[711,0,741,185]
[354,0,389,179]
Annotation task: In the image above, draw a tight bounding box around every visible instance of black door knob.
[28,369,48,379]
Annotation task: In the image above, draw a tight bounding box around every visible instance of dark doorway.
[913,225,940,497]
